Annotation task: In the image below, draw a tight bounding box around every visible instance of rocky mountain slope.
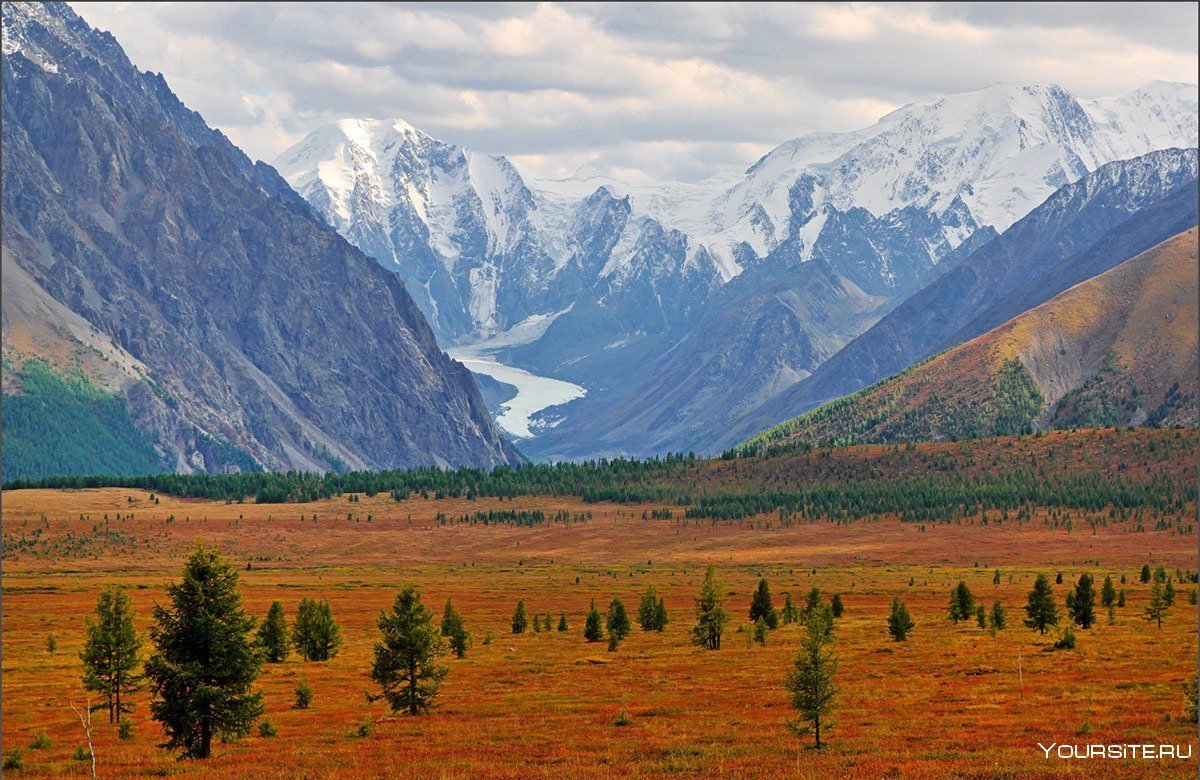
[736,227,1198,454]
[1,1,520,476]
[724,148,1199,452]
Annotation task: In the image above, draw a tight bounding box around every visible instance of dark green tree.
[749,578,779,630]
[948,581,976,624]
[1065,573,1096,629]
[886,598,914,642]
[691,566,730,650]
[1144,578,1170,629]
[257,601,289,663]
[440,600,470,658]
[511,600,528,634]
[1140,564,1152,583]
[557,613,569,632]
[606,597,631,650]
[781,593,800,625]
[1100,576,1116,608]
[785,608,837,749]
[989,601,1007,632]
[292,599,341,661]
[145,544,264,759]
[637,585,661,631]
[80,584,142,723]
[583,600,604,642]
[830,594,844,619]
[653,597,669,632]
[368,586,448,715]
[1023,574,1059,634]
[803,587,823,619]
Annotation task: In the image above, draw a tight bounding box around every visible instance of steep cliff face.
[1,1,520,475]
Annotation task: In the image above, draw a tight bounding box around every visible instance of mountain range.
[277,79,1197,460]
[1,1,519,479]
[2,1,1196,479]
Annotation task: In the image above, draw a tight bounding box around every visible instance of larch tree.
[368,586,448,715]
[1144,578,1170,629]
[145,544,264,759]
[785,607,838,749]
[80,584,142,724]
[691,566,730,651]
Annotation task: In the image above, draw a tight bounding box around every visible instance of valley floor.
[1,486,1197,778]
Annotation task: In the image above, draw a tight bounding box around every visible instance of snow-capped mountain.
[275,80,1197,454]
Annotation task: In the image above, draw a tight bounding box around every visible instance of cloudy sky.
[74,2,1197,183]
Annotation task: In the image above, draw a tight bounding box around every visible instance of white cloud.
[70,2,1197,182]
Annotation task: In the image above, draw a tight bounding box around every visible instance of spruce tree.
[830,594,844,619]
[803,587,823,619]
[80,584,142,723]
[440,600,470,658]
[749,578,779,629]
[511,600,528,634]
[691,566,730,650]
[606,597,631,646]
[637,585,660,631]
[145,544,264,759]
[1140,564,1152,583]
[989,601,1007,632]
[781,593,800,625]
[1100,576,1116,608]
[653,597,669,632]
[440,599,457,636]
[886,598,914,642]
[785,608,837,749]
[975,605,987,629]
[1065,573,1096,629]
[557,613,568,632]
[948,581,975,624]
[292,599,342,661]
[368,586,448,715]
[257,601,289,663]
[1023,573,1059,634]
[583,600,603,642]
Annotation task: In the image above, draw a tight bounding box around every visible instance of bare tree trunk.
[70,694,97,780]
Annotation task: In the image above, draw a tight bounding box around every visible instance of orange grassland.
[1,481,1197,779]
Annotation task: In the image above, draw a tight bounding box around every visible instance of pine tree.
[292,599,342,661]
[785,608,837,749]
[606,596,631,649]
[557,613,568,632]
[1117,589,1126,607]
[975,605,987,629]
[145,544,264,759]
[1100,576,1116,608]
[753,617,769,646]
[749,578,779,629]
[368,586,448,715]
[511,600,528,634]
[583,600,604,642]
[1144,578,1170,629]
[1140,564,1152,583]
[1023,573,1059,634]
[80,584,142,723]
[257,601,289,663]
[948,581,975,624]
[691,566,730,650]
[830,594,844,619]
[781,593,800,625]
[886,598,914,642]
[637,585,660,631]
[803,587,823,619]
[1065,573,1096,629]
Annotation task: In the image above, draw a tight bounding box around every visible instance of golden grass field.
[2,470,1197,779]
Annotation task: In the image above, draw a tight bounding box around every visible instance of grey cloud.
[71,2,1196,182]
